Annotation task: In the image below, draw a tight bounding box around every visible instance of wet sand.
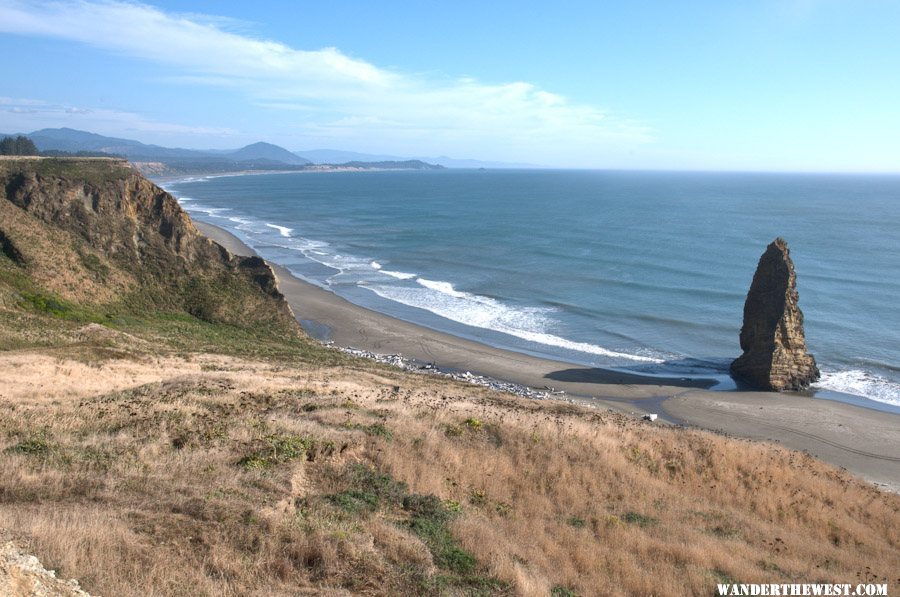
[196,220,900,491]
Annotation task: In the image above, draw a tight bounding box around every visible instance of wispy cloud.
[0,96,235,136]
[0,0,651,161]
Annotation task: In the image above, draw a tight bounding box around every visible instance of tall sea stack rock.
[731,238,820,391]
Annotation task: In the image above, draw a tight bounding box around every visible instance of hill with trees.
[0,135,38,156]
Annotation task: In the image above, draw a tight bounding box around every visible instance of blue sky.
[1,0,898,171]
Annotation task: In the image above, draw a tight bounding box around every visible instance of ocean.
[163,169,900,411]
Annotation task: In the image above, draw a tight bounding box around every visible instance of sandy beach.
[196,220,900,491]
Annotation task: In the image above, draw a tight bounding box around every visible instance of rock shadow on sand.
[544,360,720,390]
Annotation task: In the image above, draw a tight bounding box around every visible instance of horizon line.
[5,127,900,176]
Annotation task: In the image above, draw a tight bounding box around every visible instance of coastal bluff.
[731,238,820,391]
[0,157,296,329]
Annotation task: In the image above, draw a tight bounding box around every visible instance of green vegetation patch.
[621,511,659,528]
[124,313,342,363]
[348,464,409,504]
[8,436,54,456]
[321,464,505,591]
[0,241,349,363]
[19,291,69,317]
[566,516,586,528]
[2,261,111,327]
[341,421,394,440]
[73,446,123,471]
[238,433,326,470]
[464,417,483,431]
[76,248,110,280]
[362,422,393,440]
[4,432,72,466]
[403,493,476,574]
[324,463,408,513]
[325,489,381,513]
[3,157,132,185]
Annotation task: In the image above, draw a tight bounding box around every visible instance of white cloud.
[0,0,652,163]
[0,96,235,137]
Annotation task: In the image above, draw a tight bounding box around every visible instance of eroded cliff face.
[4,160,222,269]
[0,158,297,329]
[731,238,819,391]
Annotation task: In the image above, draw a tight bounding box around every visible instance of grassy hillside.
[0,159,897,596]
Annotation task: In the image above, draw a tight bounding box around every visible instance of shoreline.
[161,170,900,414]
[147,165,442,186]
[195,220,900,492]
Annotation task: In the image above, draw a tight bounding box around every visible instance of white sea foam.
[271,238,329,252]
[369,261,418,281]
[364,281,662,363]
[381,270,417,280]
[417,278,470,299]
[814,369,900,407]
[169,174,219,185]
[265,223,293,237]
[178,199,376,281]
[227,216,254,227]
[280,245,381,280]
[174,194,664,366]
[505,329,663,362]
[189,206,231,216]
[176,198,663,364]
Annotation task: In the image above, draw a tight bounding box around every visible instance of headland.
[2,158,898,595]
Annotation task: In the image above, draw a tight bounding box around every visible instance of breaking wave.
[364,279,663,363]
[814,369,900,407]
[265,223,293,237]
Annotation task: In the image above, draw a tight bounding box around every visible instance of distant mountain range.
[1,128,536,173]
[296,148,539,169]
[224,141,310,166]
[18,128,224,160]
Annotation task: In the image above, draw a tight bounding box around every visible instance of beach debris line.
[335,347,665,424]
[336,345,564,400]
[731,238,820,391]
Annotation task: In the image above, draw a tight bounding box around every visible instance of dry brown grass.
[0,344,898,596]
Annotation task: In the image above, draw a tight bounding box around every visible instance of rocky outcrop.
[3,159,230,270]
[0,541,91,596]
[731,238,819,391]
[0,158,297,329]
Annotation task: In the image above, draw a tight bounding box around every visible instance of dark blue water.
[164,170,900,408]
